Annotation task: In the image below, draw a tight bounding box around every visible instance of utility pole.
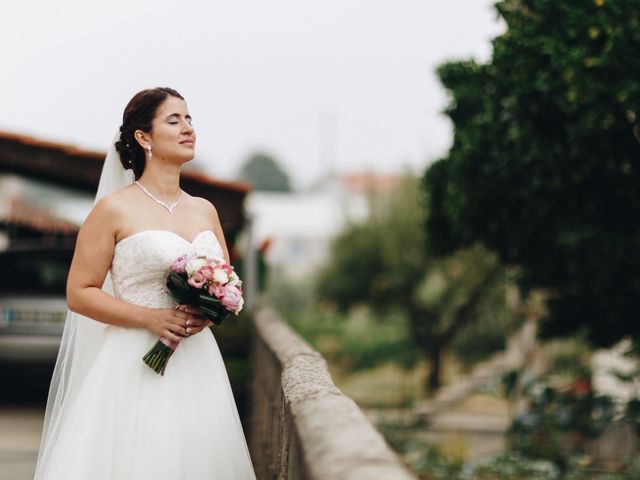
[318,112,337,186]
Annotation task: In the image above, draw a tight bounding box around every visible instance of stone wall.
[248,308,416,480]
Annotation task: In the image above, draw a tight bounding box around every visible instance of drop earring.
[146,144,152,160]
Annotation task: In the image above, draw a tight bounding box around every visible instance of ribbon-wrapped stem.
[142,337,179,376]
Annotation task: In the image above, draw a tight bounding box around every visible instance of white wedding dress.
[38,230,256,479]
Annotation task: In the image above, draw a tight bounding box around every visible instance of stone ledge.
[252,308,416,480]
[291,394,415,480]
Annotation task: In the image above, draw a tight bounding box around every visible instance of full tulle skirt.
[39,325,255,480]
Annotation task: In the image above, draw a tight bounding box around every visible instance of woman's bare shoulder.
[86,185,138,229]
[184,193,219,217]
[183,194,229,260]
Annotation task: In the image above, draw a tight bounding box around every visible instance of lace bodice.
[110,230,224,308]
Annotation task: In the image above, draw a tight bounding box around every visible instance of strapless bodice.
[109,230,224,308]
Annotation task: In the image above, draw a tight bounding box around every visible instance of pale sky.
[0,1,504,189]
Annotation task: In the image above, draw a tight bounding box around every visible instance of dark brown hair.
[115,87,184,179]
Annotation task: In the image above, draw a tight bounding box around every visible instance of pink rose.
[171,254,191,273]
[197,265,215,281]
[220,285,244,313]
[187,271,207,289]
[222,263,234,274]
[208,283,225,298]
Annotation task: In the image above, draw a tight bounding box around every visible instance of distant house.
[0,130,250,252]
[245,172,404,279]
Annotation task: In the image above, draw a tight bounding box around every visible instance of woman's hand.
[143,306,195,343]
[175,305,213,336]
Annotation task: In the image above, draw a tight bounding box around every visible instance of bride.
[34,87,256,479]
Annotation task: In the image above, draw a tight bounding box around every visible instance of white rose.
[185,258,208,277]
[228,272,242,287]
[212,268,229,284]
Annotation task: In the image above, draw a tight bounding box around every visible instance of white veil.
[34,133,134,479]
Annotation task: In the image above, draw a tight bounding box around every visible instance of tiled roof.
[0,129,250,193]
[337,173,404,193]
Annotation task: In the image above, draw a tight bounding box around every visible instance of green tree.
[237,152,291,192]
[424,0,640,347]
[317,176,511,391]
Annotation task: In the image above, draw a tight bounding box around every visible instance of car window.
[0,250,73,295]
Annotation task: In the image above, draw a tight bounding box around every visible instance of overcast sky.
[0,1,504,189]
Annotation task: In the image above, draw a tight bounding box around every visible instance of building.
[245,172,404,279]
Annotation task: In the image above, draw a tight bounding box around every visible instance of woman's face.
[147,95,196,164]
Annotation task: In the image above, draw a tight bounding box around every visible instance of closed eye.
[166,113,193,125]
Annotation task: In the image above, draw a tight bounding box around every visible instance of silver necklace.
[134,181,183,213]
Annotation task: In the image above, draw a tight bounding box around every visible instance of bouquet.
[143,254,244,375]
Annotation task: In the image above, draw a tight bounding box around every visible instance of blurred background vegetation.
[263,0,640,477]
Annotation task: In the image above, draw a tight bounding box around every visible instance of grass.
[287,306,423,372]
[330,361,428,408]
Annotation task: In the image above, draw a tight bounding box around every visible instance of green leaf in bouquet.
[198,305,230,325]
[166,271,190,292]
[197,292,223,309]
[166,272,198,304]
[197,293,231,325]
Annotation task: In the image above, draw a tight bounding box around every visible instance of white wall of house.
[243,175,399,280]
[244,189,346,279]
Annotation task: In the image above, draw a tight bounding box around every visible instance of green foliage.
[416,244,516,367]
[265,275,422,370]
[378,419,635,480]
[507,373,616,465]
[291,309,422,370]
[466,453,559,480]
[450,308,510,368]
[498,339,640,473]
[317,175,514,389]
[377,421,465,479]
[237,152,291,191]
[317,175,429,312]
[262,274,316,321]
[424,0,640,347]
[502,341,640,472]
[467,453,640,479]
[315,222,387,312]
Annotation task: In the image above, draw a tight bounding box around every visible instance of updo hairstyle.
[115,87,184,179]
